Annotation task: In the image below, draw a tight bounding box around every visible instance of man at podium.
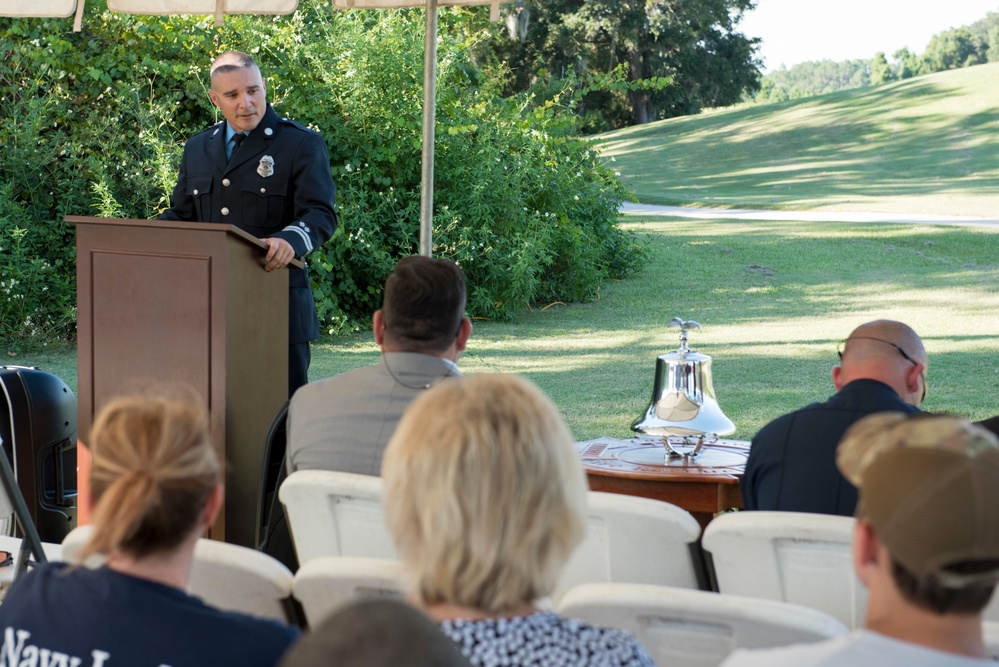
[159,51,337,397]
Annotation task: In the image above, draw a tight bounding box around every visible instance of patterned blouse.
[440,611,656,667]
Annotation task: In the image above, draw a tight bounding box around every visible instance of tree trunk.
[628,47,650,124]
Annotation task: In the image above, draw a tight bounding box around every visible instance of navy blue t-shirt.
[0,562,299,667]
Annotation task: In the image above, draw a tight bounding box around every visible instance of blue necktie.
[227,133,246,162]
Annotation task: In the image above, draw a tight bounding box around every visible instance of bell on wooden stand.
[632,318,735,460]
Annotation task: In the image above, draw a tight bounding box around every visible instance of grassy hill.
[594,63,999,217]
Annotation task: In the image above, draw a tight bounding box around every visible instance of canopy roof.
[2,0,499,28]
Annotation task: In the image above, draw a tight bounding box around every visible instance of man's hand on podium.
[262,237,295,271]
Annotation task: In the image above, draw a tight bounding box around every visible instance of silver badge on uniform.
[257,155,275,178]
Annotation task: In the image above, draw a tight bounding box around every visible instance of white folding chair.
[292,556,406,627]
[701,511,867,629]
[558,582,848,667]
[279,472,703,600]
[984,620,999,660]
[0,535,63,597]
[60,524,98,566]
[554,491,703,602]
[61,525,296,623]
[983,589,999,623]
[278,470,395,565]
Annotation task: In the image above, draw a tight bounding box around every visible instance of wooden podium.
[70,216,293,548]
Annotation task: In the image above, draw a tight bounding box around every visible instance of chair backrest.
[279,473,702,599]
[278,470,394,565]
[554,492,702,602]
[0,535,63,596]
[983,589,999,624]
[188,538,297,623]
[60,524,96,566]
[557,582,849,667]
[292,556,405,627]
[701,511,866,629]
[984,621,999,660]
[61,525,296,624]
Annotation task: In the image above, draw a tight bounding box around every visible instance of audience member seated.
[742,319,927,516]
[0,392,299,666]
[381,374,655,667]
[287,255,471,474]
[279,599,470,667]
[722,412,999,667]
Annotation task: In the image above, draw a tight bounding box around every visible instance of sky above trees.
[742,0,999,71]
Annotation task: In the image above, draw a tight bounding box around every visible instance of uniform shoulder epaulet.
[198,121,226,138]
[277,116,314,133]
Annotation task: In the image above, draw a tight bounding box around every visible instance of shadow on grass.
[454,219,999,439]
[601,66,999,208]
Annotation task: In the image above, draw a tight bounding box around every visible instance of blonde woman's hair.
[382,374,587,614]
[81,391,221,562]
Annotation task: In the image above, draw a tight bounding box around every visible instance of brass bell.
[631,318,736,437]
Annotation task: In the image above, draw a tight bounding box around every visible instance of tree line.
[473,0,762,132]
[755,11,999,103]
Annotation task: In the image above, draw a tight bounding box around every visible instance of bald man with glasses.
[741,320,928,516]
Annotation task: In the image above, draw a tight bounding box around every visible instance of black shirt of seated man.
[159,53,337,398]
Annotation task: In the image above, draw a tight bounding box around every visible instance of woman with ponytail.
[0,391,299,666]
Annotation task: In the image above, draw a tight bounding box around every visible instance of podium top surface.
[67,216,304,269]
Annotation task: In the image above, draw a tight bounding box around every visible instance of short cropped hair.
[890,559,999,615]
[278,599,469,667]
[381,256,466,354]
[83,390,220,561]
[382,374,587,614]
[210,51,259,79]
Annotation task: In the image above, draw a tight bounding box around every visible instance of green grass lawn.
[595,63,999,217]
[16,215,998,441]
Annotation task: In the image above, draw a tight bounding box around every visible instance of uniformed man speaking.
[160,51,337,397]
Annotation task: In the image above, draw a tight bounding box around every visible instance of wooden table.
[576,436,750,529]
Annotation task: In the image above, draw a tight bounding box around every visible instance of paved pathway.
[619,203,999,229]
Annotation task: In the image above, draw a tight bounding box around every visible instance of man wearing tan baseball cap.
[722,413,999,666]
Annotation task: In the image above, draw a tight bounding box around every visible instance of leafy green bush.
[0,1,643,347]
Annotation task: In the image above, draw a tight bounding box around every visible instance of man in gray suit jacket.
[286,256,472,475]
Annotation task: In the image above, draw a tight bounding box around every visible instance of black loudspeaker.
[0,366,77,543]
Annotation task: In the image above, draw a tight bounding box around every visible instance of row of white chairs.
[49,530,999,666]
[44,469,999,665]
[277,470,999,630]
[57,531,860,667]
[278,470,706,601]
[13,528,999,667]
[702,511,999,628]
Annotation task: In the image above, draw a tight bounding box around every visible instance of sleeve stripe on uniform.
[283,224,313,253]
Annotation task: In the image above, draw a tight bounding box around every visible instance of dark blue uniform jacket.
[159,104,337,343]
[742,379,921,516]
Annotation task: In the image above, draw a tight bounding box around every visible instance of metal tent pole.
[0,436,47,579]
[419,0,439,257]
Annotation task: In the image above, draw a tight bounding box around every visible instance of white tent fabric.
[1,0,78,18]
[107,0,297,14]
[333,0,498,20]
[4,0,299,29]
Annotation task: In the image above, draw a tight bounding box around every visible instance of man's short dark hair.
[890,558,999,615]
[381,256,466,354]
[278,599,470,667]
[210,51,259,79]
